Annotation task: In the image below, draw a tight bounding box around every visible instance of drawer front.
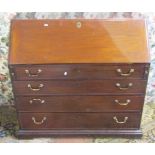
[16,95,144,112]
[18,112,141,129]
[10,64,148,80]
[13,79,147,95]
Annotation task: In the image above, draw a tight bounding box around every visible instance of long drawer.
[18,112,141,129]
[13,79,147,95]
[15,95,144,112]
[10,64,149,80]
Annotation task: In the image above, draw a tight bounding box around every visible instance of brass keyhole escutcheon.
[76,21,82,28]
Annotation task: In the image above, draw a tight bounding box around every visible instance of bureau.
[8,19,150,137]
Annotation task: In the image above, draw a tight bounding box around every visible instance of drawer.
[16,95,144,112]
[18,112,141,129]
[9,64,149,80]
[13,79,147,95]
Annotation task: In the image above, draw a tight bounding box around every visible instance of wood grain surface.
[9,19,150,64]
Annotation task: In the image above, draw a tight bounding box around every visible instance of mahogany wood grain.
[9,19,150,137]
[9,19,150,64]
[16,129,143,138]
[13,79,147,95]
[15,95,144,112]
[10,64,149,80]
[18,112,141,129]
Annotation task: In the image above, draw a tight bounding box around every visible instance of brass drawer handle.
[27,84,44,91]
[113,116,128,124]
[25,69,42,77]
[116,83,133,90]
[29,98,45,104]
[114,99,131,106]
[116,68,134,77]
[32,117,47,125]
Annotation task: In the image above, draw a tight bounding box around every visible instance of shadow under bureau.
[8,19,150,137]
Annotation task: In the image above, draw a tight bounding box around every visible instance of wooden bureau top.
[9,19,150,65]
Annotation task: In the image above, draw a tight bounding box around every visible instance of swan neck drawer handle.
[114,99,131,106]
[28,84,44,91]
[116,83,133,90]
[25,69,42,77]
[29,98,45,104]
[32,117,47,125]
[113,116,128,124]
[116,68,134,77]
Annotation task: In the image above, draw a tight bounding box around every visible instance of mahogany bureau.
[8,19,150,137]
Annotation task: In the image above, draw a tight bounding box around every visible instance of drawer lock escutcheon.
[32,117,47,125]
[113,116,128,124]
[76,21,82,28]
[29,98,45,104]
[25,69,42,77]
[114,99,131,106]
[115,83,133,90]
[27,84,44,91]
[116,68,134,77]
